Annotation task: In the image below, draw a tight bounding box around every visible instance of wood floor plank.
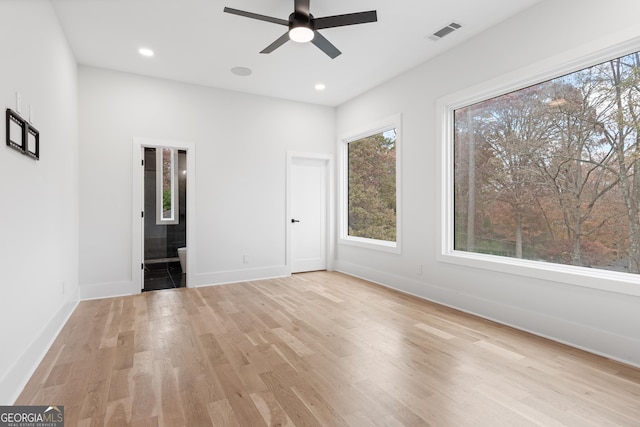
[100,299,124,349]
[105,399,132,427]
[259,366,322,427]
[206,399,240,427]
[14,272,640,426]
[130,416,159,427]
[250,390,296,427]
[130,351,158,422]
[354,378,429,427]
[155,358,186,426]
[78,345,117,422]
[107,368,131,402]
[176,368,214,427]
[114,330,135,370]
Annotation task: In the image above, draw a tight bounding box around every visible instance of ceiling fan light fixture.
[289,26,314,43]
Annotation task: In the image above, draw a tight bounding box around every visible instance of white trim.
[155,148,179,225]
[1,290,79,404]
[338,113,402,254]
[437,36,640,298]
[132,137,196,294]
[193,265,290,287]
[286,151,335,274]
[79,280,134,300]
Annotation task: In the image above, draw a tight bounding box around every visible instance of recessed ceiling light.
[138,47,154,57]
[315,83,326,91]
[231,66,252,76]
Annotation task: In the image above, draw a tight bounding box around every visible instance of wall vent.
[428,22,462,41]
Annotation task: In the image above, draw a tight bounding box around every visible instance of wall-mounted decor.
[6,108,25,152]
[6,108,39,160]
[26,124,39,159]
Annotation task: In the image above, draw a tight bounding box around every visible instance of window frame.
[156,147,179,225]
[339,113,402,253]
[437,38,640,297]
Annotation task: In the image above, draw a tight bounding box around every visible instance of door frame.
[286,151,335,274]
[132,137,196,293]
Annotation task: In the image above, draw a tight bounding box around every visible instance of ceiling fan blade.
[223,7,288,26]
[260,32,291,54]
[314,11,377,30]
[311,31,341,59]
[294,0,310,16]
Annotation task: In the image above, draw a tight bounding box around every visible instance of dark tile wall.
[144,148,187,260]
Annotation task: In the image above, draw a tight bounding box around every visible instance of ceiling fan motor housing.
[290,12,314,31]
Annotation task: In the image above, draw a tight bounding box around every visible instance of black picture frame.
[6,108,39,160]
[6,108,26,153]
[26,124,40,159]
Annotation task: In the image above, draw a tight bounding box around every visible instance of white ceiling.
[51,0,541,106]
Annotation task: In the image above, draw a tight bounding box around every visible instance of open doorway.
[132,138,196,294]
[143,147,187,291]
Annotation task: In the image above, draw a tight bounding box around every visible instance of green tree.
[348,131,396,241]
[454,50,640,274]
[596,54,640,272]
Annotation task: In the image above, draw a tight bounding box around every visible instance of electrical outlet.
[417,264,423,275]
[243,254,250,264]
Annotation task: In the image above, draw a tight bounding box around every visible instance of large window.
[341,115,401,252]
[451,49,640,281]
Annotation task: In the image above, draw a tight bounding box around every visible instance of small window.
[340,115,401,252]
[157,147,179,225]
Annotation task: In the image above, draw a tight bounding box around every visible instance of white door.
[291,157,328,273]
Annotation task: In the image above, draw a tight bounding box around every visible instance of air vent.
[428,22,462,41]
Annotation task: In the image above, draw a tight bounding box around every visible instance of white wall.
[0,0,79,403]
[336,0,640,367]
[78,67,335,297]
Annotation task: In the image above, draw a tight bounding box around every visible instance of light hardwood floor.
[16,272,640,426]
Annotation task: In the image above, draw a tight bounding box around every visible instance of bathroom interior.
[143,147,187,291]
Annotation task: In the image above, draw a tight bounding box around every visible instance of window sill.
[438,250,640,297]
[339,236,400,254]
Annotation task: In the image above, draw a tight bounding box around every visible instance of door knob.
[291,219,300,223]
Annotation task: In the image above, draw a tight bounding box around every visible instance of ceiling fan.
[223,0,377,59]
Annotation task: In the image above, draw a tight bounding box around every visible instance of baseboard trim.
[79,265,292,299]
[335,260,640,369]
[193,266,289,287]
[0,288,79,404]
[79,280,134,300]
